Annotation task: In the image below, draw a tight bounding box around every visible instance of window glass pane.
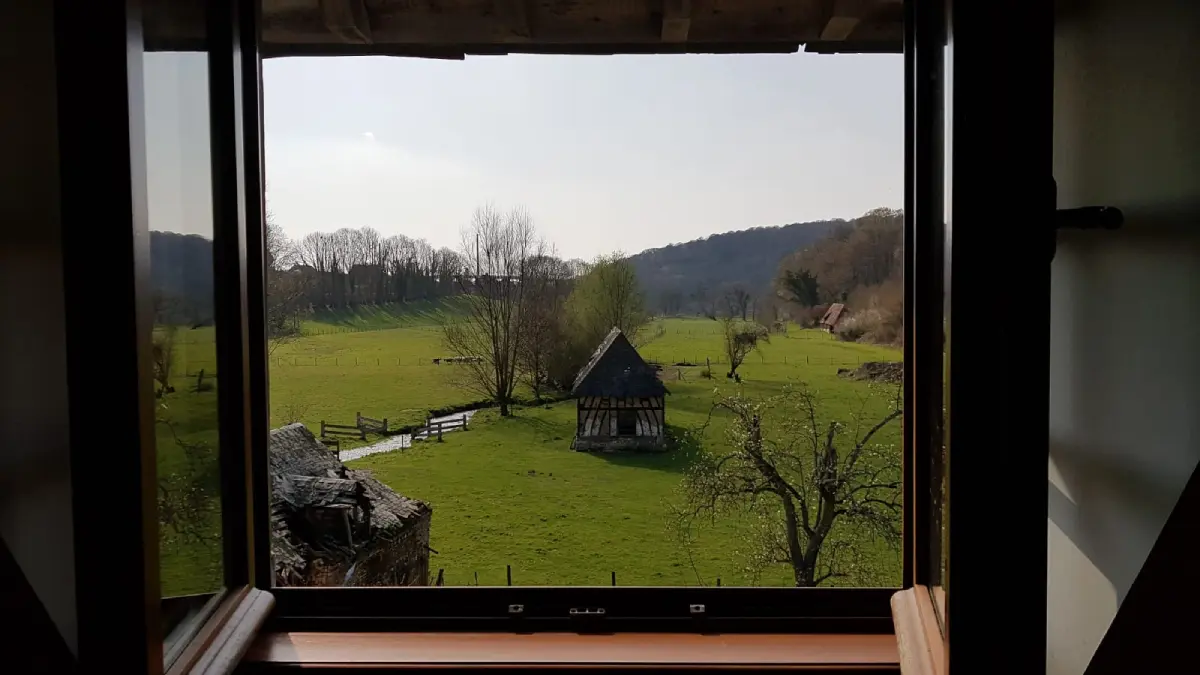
[264,50,904,589]
[142,1,224,657]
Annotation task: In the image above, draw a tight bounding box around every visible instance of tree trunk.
[499,399,510,417]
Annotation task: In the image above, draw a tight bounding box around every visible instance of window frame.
[57,0,271,672]
[244,6,929,633]
[52,0,1059,668]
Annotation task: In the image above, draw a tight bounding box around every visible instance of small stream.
[339,410,477,463]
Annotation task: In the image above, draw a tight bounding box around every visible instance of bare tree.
[151,326,178,398]
[265,216,309,354]
[692,284,718,320]
[518,254,571,400]
[156,419,220,546]
[723,283,754,320]
[673,384,902,586]
[443,205,547,416]
[720,317,769,378]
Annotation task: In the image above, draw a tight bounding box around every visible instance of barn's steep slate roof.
[572,328,667,399]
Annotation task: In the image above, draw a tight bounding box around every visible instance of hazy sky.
[149,52,903,259]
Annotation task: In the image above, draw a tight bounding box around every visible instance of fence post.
[716,577,721,587]
[383,418,388,433]
[474,571,479,586]
[437,422,443,442]
[463,415,468,431]
[506,565,512,586]
[320,421,326,437]
[611,571,616,587]
[435,569,444,586]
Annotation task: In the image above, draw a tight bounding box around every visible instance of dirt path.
[339,410,477,462]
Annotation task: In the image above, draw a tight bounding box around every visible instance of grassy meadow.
[158,304,903,593]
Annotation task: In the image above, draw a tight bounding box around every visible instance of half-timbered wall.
[576,396,665,440]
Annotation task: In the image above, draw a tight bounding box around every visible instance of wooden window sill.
[889,587,945,675]
[243,631,899,670]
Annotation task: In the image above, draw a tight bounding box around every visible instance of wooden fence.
[356,412,388,434]
[320,420,365,441]
[416,415,468,442]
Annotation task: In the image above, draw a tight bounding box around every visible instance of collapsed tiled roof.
[572,327,667,399]
[268,423,430,584]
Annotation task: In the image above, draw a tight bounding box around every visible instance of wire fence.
[246,353,877,369]
[424,564,780,588]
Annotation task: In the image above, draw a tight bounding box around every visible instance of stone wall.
[574,435,666,452]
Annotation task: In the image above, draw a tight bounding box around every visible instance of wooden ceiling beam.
[661,0,691,43]
[497,0,534,41]
[819,0,891,42]
[319,0,372,44]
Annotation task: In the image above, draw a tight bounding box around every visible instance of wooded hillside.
[627,219,840,315]
[774,207,904,343]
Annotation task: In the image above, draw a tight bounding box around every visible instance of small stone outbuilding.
[571,327,667,452]
[269,423,431,587]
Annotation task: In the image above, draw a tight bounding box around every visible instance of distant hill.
[628,219,842,314]
[150,230,214,325]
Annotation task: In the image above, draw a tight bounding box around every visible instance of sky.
[262,53,902,259]
[143,52,903,260]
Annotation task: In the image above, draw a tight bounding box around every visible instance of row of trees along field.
[262,215,591,348]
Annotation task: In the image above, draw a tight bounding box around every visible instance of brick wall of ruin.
[299,511,431,587]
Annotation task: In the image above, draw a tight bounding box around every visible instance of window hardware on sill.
[267,587,897,631]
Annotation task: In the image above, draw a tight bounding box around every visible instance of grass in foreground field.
[160,316,904,591]
[344,317,904,587]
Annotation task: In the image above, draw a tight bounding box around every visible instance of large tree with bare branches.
[443,205,548,416]
[674,384,902,586]
[517,254,573,400]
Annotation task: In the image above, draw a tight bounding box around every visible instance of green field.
[158,306,903,593]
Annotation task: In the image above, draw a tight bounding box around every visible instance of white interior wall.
[1049,1,1200,672]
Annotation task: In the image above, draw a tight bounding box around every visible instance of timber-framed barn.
[571,328,667,452]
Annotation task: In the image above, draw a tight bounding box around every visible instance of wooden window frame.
[58,0,272,672]
[57,0,1054,670]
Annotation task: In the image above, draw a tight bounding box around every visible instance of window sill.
[243,631,899,670]
[889,587,945,675]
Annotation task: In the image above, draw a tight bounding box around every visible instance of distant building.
[819,303,847,332]
[571,328,668,452]
[269,423,431,587]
